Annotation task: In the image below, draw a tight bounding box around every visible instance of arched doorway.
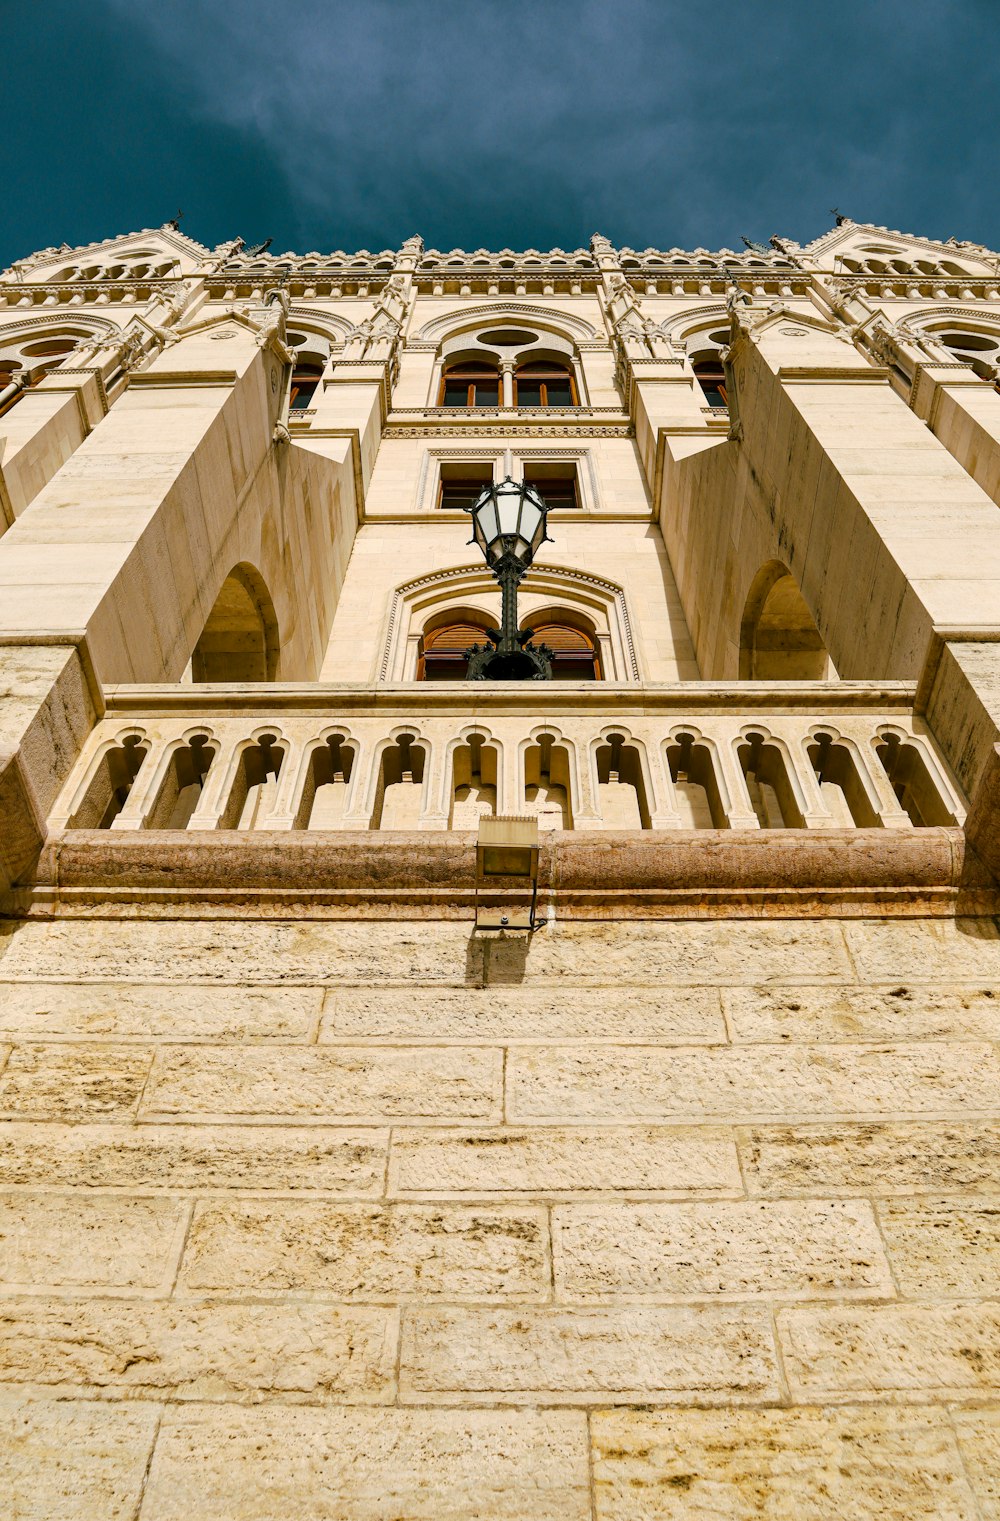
[191,564,280,682]
[740,562,835,680]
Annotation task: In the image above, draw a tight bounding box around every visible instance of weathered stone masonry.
[2,220,1000,1517]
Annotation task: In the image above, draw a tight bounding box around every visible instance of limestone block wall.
[1,912,1000,1516]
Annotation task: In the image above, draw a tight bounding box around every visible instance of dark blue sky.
[4,0,997,266]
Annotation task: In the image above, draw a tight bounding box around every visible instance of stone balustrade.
[50,681,965,838]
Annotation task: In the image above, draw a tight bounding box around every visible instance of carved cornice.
[387,424,633,437]
[415,302,598,344]
[390,406,625,420]
[897,304,1000,334]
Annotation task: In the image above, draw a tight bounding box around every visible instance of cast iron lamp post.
[463,477,554,680]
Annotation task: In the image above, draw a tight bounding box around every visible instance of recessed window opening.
[692,357,728,407]
[807,733,880,828]
[514,360,577,407]
[69,736,150,829]
[737,733,805,828]
[523,462,580,511]
[450,733,498,827]
[290,362,323,409]
[874,734,953,827]
[298,734,355,829]
[437,460,494,511]
[522,618,600,680]
[439,361,500,407]
[146,735,216,830]
[667,733,727,828]
[595,733,650,829]
[418,618,494,681]
[372,734,426,829]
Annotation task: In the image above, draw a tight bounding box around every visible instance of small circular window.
[478,329,538,347]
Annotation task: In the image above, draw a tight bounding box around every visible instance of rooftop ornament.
[463,477,554,680]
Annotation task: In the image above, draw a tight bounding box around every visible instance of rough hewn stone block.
[179,1199,548,1299]
[0,1191,188,1293]
[0,919,479,984]
[552,1198,893,1299]
[400,1305,780,1402]
[0,980,320,1040]
[508,1042,1000,1121]
[591,1404,980,1519]
[0,1394,160,1521]
[0,1298,397,1402]
[0,1121,387,1193]
[952,1408,1000,1520]
[390,1125,742,1197]
[725,982,1000,1043]
[488,919,851,984]
[878,1196,1000,1295]
[140,1405,591,1520]
[778,1302,1000,1398]
[845,918,1000,981]
[0,1043,152,1120]
[743,1121,1000,1195]
[324,985,726,1043]
[143,1045,501,1124]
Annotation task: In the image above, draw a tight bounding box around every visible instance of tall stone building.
[2,218,1000,1516]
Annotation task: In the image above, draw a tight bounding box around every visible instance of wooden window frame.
[523,621,601,680]
[290,364,323,410]
[513,362,579,408]
[522,468,580,511]
[417,620,493,680]
[438,362,502,408]
[692,359,728,406]
[437,471,495,512]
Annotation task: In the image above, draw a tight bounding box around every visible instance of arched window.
[935,329,1000,383]
[0,333,78,407]
[692,358,728,407]
[290,361,323,410]
[514,360,577,407]
[439,361,500,407]
[418,620,492,680]
[523,619,600,680]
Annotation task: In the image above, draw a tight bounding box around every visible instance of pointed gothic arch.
[190,563,280,683]
[740,561,835,681]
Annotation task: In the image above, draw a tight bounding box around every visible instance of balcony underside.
[18,825,993,921]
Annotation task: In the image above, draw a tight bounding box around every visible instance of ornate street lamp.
[464,477,554,680]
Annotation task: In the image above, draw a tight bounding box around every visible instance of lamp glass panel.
[481,845,535,876]
[476,498,500,544]
[518,496,542,543]
[496,485,522,536]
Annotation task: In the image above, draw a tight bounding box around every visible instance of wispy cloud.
[10,0,1000,260]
